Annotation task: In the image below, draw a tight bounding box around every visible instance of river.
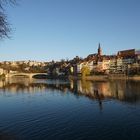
[0,77,140,140]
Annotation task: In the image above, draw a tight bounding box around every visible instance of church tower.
[98,43,102,56]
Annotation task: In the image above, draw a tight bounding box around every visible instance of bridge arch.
[32,73,48,79]
[6,73,48,79]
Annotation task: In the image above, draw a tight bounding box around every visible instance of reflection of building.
[0,78,47,94]
[1,78,140,105]
[0,68,4,75]
[0,68,8,75]
[69,80,140,104]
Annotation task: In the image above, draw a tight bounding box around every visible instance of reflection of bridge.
[6,73,48,79]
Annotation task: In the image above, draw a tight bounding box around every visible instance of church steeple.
[98,43,102,56]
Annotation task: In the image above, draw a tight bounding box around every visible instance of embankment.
[69,75,140,81]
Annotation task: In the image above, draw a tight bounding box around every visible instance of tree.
[0,0,16,39]
[81,65,90,78]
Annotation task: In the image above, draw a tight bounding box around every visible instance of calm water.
[0,78,140,140]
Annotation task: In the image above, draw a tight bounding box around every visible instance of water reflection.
[71,80,140,104]
[0,77,140,104]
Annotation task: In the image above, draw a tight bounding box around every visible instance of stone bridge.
[6,73,48,79]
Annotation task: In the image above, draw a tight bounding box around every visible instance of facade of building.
[118,49,135,58]
[78,45,139,75]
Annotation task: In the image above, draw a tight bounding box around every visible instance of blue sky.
[0,0,140,61]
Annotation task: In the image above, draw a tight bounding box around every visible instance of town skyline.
[0,0,140,61]
[0,45,139,62]
[1,45,140,77]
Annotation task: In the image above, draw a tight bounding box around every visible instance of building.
[117,49,135,58]
[109,56,117,73]
[98,43,102,56]
[116,57,124,73]
[135,50,140,64]
[102,58,110,73]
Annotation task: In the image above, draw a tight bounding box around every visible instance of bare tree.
[0,0,16,39]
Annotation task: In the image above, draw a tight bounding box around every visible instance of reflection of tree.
[80,80,92,95]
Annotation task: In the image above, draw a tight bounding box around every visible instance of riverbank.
[69,75,108,81]
[69,74,140,81]
[127,75,140,81]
